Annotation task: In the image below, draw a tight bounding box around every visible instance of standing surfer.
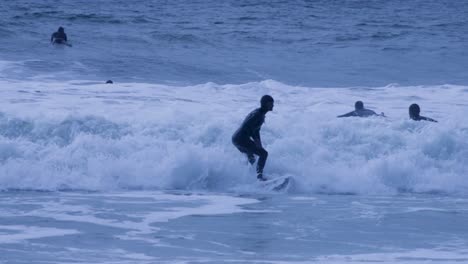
[232,95,274,181]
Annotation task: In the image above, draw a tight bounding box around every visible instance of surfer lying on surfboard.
[232,95,274,181]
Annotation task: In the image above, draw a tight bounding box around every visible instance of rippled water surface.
[1,0,467,85]
[1,1,468,263]
[2,191,468,263]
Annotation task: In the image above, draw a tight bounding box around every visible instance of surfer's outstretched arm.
[337,111,355,118]
[421,116,438,122]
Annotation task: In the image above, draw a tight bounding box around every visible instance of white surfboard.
[260,175,292,191]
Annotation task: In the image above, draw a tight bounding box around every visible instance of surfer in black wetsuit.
[409,104,437,122]
[232,95,274,181]
[50,27,68,44]
[337,101,383,118]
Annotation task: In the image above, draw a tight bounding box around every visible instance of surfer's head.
[260,95,274,111]
[409,103,420,119]
[58,27,64,33]
[354,101,364,110]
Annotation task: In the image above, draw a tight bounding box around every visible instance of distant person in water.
[50,27,68,44]
[337,101,383,118]
[232,95,274,181]
[409,104,437,122]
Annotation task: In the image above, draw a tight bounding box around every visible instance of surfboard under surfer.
[337,101,384,118]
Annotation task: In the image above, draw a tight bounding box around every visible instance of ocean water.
[1,0,468,86]
[1,1,468,263]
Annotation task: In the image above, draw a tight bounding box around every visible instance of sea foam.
[0,79,466,194]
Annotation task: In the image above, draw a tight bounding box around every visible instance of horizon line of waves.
[10,12,124,24]
[149,31,211,45]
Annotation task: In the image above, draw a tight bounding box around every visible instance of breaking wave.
[0,79,467,195]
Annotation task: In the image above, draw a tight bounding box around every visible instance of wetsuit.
[338,108,378,118]
[411,115,437,122]
[51,32,67,44]
[232,108,268,176]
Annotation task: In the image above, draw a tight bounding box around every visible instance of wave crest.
[0,80,467,194]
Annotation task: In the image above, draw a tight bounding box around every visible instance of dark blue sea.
[1,0,467,86]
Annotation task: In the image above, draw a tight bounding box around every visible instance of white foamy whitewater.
[0,79,466,194]
[2,0,468,262]
[0,78,468,263]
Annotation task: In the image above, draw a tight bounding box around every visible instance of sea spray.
[0,79,466,194]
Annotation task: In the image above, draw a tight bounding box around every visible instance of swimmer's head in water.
[355,101,364,110]
[409,103,420,118]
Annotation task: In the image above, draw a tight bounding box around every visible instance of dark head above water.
[409,103,420,119]
[354,101,364,110]
[51,26,68,44]
[260,95,274,112]
[409,103,437,122]
[106,80,113,84]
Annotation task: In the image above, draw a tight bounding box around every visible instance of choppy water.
[2,191,468,263]
[1,0,468,85]
[1,1,468,263]
[0,79,466,262]
[0,80,466,194]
